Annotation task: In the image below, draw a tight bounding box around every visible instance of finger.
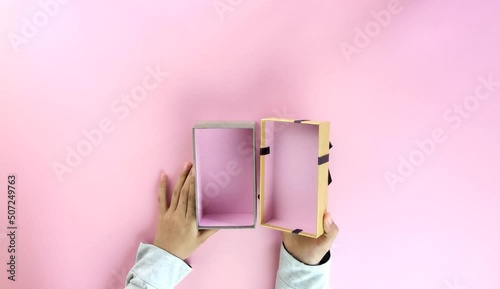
[176,167,193,215]
[323,212,339,240]
[198,229,218,243]
[186,169,196,218]
[170,162,192,211]
[158,172,168,215]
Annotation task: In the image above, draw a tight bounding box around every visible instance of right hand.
[282,213,339,265]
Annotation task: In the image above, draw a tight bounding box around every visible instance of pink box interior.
[194,127,255,228]
[263,121,319,234]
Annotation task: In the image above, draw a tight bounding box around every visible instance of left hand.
[153,162,218,260]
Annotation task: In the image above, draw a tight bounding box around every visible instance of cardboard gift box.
[192,118,331,237]
[192,122,257,229]
[259,118,331,238]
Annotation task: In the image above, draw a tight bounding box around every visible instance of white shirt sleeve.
[124,242,330,289]
[275,243,331,289]
[125,243,192,289]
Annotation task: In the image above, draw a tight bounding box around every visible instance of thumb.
[323,212,339,240]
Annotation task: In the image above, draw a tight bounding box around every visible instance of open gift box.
[193,122,257,229]
[193,118,330,237]
[259,118,330,238]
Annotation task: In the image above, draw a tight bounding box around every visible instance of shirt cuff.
[126,243,192,289]
[276,243,331,289]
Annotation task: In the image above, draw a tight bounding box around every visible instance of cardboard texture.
[193,122,257,229]
[259,118,330,238]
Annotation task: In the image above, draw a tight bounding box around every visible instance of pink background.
[1,1,500,289]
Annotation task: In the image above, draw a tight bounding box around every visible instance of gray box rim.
[192,121,257,229]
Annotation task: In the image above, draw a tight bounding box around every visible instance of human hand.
[282,213,339,265]
[153,162,218,260]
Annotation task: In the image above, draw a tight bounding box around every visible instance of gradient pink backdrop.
[1,0,500,289]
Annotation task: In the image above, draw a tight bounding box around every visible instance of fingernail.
[183,162,190,170]
[160,172,166,181]
[327,217,333,225]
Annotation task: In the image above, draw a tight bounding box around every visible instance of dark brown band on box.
[260,147,270,155]
[293,119,310,123]
[328,141,332,185]
[291,229,303,234]
[318,154,329,165]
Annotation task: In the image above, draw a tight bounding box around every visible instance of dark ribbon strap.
[318,154,329,165]
[328,142,332,185]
